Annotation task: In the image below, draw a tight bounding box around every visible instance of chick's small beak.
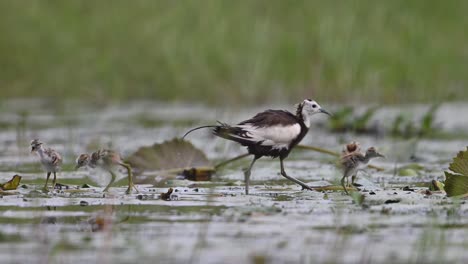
[75,164,81,170]
[377,153,385,158]
[320,108,332,116]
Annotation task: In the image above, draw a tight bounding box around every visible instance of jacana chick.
[183,99,331,194]
[340,147,384,194]
[342,141,362,186]
[75,149,139,194]
[30,139,62,192]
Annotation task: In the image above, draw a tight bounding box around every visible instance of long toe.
[125,188,132,195]
[341,184,349,195]
[130,183,139,193]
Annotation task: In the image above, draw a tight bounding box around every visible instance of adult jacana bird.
[183,99,331,194]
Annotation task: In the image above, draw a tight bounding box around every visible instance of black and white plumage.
[30,139,62,192]
[183,99,331,194]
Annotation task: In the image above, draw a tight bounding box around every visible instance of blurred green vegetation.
[1,0,467,104]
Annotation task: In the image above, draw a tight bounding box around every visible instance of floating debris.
[54,183,69,190]
[429,180,445,192]
[402,186,415,192]
[384,199,401,204]
[160,188,174,201]
[136,194,150,200]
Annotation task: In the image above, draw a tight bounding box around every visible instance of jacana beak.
[377,153,385,158]
[320,109,332,116]
[75,164,81,170]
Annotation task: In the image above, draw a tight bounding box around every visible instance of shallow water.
[0,100,467,264]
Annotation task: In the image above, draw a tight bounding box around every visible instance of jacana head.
[30,139,43,153]
[365,147,385,159]
[75,154,90,169]
[299,99,332,117]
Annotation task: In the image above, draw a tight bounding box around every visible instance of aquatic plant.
[328,106,378,134]
[126,138,214,180]
[444,147,468,197]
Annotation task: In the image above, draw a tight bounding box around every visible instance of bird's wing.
[238,110,299,127]
[340,153,360,166]
[46,148,62,166]
[236,123,301,147]
[215,110,302,148]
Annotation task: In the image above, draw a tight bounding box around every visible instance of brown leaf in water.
[0,175,22,190]
[160,188,173,201]
[181,167,213,181]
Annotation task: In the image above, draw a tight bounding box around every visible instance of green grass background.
[1,0,467,105]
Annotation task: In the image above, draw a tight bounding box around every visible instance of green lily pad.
[126,138,214,180]
[444,147,468,197]
[398,168,418,177]
[449,148,468,176]
[444,171,468,197]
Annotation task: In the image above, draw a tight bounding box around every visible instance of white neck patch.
[301,108,311,128]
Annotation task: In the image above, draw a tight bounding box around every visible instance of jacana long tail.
[182,125,218,139]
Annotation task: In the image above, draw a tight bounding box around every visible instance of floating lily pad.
[398,168,419,177]
[444,171,468,197]
[351,191,365,205]
[448,148,468,176]
[445,148,468,197]
[126,138,214,179]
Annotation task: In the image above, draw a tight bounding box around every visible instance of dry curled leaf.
[0,175,22,190]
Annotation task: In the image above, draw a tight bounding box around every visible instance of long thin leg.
[279,158,312,191]
[119,162,139,194]
[351,174,362,187]
[103,170,116,192]
[243,156,259,195]
[52,172,57,189]
[43,172,51,192]
[341,176,349,194]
